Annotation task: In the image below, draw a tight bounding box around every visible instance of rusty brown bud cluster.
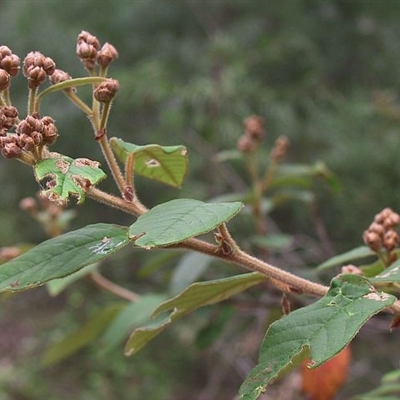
[23,51,56,89]
[0,114,58,159]
[363,208,400,256]
[0,46,20,91]
[76,31,118,71]
[0,105,18,135]
[97,42,119,68]
[93,78,119,102]
[237,115,265,154]
[271,135,289,162]
[50,69,72,85]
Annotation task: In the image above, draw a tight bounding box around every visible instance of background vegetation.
[1,1,400,399]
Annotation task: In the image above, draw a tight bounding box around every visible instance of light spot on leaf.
[145,159,160,168]
[363,292,392,302]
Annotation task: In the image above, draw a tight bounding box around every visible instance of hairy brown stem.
[86,186,147,215]
[90,271,140,302]
[180,237,329,297]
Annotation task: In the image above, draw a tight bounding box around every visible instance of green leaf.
[42,304,122,366]
[169,252,213,295]
[250,234,292,250]
[317,246,375,271]
[35,155,106,204]
[101,294,167,353]
[370,259,400,284]
[110,137,188,188]
[0,223,129,292]
[124,272,267,356]
[272,161,341,193]
[129,198,243,248]
[350,369,400,399]
[46,263,98,296]
[239,274,395,400]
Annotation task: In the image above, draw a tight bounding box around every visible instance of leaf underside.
[124,272,267,356]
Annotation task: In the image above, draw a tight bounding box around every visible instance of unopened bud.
[384,230,399,252]
[363,230,382,252]
[50,69,72,84]
[19,197,37,213]
[1,54,20,77]
[93,78,119,102]
[244,115,264,141]
[0,46,12,58]
[97,42,118,68]
[271,135,289,162]
[41,116,58,145]
[237,134,256,153]
[17,115,43,135]
[1,142,22,158]
[0,69,10,91]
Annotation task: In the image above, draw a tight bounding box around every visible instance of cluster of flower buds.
[76,30,118,70]
[23,51,56,89]
[363,208,400,254]
[237,115,265,153]
[0,105,18,135]
[0,45,20,91]
[94,78,119,103]
[0,114,58,159]
[271,135,289,162]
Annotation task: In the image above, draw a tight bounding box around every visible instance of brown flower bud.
[77,31,100,49]
[31,131,43,146]
[271,135,290,163]
[0,69,10,91]
[76,31,100,70]
[374,207,393,224]
[41,116,58,145]
[42,56,55,76]
[384,213,400,229]
[25,65,47,89]
[21,135,35,151]
[363,230,382,252]
[19,197,37,213]
[384,230,399,252]
[97,42,118,68]
[1,142,22,158]
[237,134,256,153]
[0,46,12,58]
[1,54,20,77]
[244,115,264,141]
[0,105,18,130]
[50,69,72,84]
[17,115,43,135]
[93,78,119,102]
[368,222,385,237]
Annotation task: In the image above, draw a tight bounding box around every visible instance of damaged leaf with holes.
[34,155,106,204]
[110,137,188,188]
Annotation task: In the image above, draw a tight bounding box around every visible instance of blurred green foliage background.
[1,1,400,399]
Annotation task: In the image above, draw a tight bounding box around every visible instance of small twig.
[90,271,140,302]
[86,186,148,216]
